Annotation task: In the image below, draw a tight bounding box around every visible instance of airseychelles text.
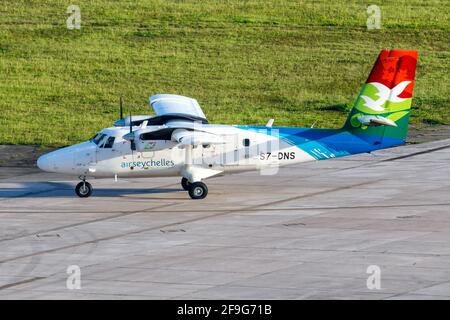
[121,159,175,169]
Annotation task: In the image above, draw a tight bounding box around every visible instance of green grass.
[0,0,449,147]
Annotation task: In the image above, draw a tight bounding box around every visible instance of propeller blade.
[122,113,136,141]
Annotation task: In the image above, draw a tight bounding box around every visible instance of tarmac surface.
[0,138,450,299]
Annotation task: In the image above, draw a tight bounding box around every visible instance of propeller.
[122,113,135,142]
[122,112,136,169]
[118,100,136,169]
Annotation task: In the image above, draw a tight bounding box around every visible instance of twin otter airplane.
[37,49,418,199]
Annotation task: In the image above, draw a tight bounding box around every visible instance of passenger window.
[243,138,250,147]
[102,136,115,148]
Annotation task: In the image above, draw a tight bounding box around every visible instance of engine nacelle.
[123,127,179,152]
[135,138,177,152]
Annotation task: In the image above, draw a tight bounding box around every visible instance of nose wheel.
[75,181,93,198]
[188,181,208,200]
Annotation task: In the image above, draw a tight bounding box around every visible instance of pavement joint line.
[381,144,450,162]
[305,143,450,175]
[172,282,413,299]
[0,202,179,243]
[0,180,379,265]
[0,171,42,181]
[0,181,181,202]
[383,279,450,300]
[0,276,46,291]
[60,202,446,213]
[173,243,448,258]
[384,292,450,300]
[0,186,60,202]
[0,241,227,293]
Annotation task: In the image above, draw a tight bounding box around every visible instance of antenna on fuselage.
[120,96,124,120]
[129,112,136,152]
[128,112,136,169]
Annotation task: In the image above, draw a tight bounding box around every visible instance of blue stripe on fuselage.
[236,126,404,160]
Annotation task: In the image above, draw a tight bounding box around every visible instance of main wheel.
[181,177,190,191]
[188,182,208,200]
[75,181,93,198]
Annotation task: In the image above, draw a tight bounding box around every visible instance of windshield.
[90,133,107,145]
[89,133,99,142]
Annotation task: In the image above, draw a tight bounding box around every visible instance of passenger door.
[201,144,222,168]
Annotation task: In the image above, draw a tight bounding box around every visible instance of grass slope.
[0,0,449,147]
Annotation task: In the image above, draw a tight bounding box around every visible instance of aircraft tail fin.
[343,49,418,144]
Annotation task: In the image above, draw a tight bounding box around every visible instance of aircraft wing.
[149,94,207,122]
[172,129,225,146]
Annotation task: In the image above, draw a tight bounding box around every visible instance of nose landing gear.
[75,177,93,198]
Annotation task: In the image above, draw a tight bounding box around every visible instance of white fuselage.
[37,124,316,180]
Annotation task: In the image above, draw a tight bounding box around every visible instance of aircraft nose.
[37,154,52,172]
[36,142,93,173]
[37,150,70,172]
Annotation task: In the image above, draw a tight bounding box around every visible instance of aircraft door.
[96,136,120,162]
[201,144,221,167]
[236,137,254,166]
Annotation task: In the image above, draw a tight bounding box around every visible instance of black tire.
[188,182,208,200]
[181,177,190,191]
[75,181,93,198]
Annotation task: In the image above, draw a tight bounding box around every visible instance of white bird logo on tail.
[361,80,411,112]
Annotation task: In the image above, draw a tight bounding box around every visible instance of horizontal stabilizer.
[357,115,398,127]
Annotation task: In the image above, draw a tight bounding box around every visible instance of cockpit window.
[102,136,115,148]
[92,133,107,145]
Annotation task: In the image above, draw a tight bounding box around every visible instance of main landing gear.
[181,177,190,191]
[181,177,208,200]
[75,177,93,198]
